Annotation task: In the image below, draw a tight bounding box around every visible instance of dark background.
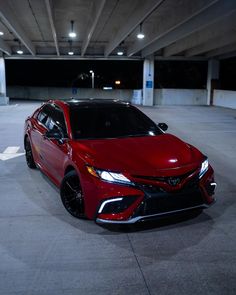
[5,58,236,89]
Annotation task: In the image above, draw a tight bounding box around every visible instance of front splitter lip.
[96,203,211,224]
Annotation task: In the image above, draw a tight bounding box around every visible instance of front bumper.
[96,204,211,224]
[95,167,216,224]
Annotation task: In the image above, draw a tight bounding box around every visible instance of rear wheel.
[25,137,36,169]
[60,170,86,218]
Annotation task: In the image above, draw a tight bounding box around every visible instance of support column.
[0,58,9,105]
[143,55,154,106]
[207,59,219,106]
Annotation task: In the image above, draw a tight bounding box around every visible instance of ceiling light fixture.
[0,31,4,36]
[117,50,124,56]
[68,40,74,55]
[117,41,125,56]
[17,50,23,55]
[69,20,77,38]
[137,23,145,39]
[16,41,23,54]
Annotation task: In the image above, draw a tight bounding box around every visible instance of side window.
[48,105,68,136]
[37,105,51,126]
[37,104,67,136]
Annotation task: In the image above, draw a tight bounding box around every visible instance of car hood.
[72,134,203,176]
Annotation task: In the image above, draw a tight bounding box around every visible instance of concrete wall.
[7,86,208,106]
[154,88,207,105]
[7,86,133,101]
[6,86,236,109]
[213,90,236,109]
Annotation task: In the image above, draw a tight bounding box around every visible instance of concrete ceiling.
[0,0,236,60]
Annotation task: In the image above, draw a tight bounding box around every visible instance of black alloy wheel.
[60,170,86,218]
[25,137,36,169]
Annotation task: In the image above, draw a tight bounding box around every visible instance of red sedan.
[24,99,216,224]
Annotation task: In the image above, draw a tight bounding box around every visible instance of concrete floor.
[0,101,236,295]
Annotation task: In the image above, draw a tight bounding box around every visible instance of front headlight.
[86,166,131,184]
[199,159,208,178]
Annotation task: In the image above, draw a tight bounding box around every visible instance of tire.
[25,137,36,169]
[60,170,86,219]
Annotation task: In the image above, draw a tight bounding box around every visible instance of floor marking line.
[3,146,20,154]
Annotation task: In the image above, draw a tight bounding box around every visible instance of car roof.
[64,98,130,107]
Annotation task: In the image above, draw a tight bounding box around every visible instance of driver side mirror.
[44,129,64,144]
[157,123,168,132]
[44,129,62,139]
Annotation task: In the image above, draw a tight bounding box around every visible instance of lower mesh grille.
[142,190,203,215]
[134,181,204,216]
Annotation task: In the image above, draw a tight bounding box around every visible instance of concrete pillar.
[143,55,154,106]
[207,59,219,106]
[0,58,9,105]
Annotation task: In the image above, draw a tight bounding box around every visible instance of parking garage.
[1,1,236,294]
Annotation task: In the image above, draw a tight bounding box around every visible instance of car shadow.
[36,168,214,234]
[98,209,209,233]
[16,158,235,236]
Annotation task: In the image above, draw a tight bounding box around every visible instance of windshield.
[70,104,162,140]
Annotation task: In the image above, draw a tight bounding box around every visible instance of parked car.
[24,99,216,224]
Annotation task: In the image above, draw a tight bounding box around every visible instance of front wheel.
[25,137,36,169]
[60,170,86,219]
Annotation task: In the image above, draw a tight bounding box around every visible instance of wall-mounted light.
[0,31,4,36]
[69,20,77,38]
[68,40,74,55]
[137,23,145,39]
[115,80,121,85]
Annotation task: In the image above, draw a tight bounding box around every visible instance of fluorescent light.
[137,33,145,39]
[68,51,74,55]
[17,50,23,55]
[117,51,124,56]
[0,31,4,36]
[137,23,145,39]
[69,32,76,38]
[69,20,76,38]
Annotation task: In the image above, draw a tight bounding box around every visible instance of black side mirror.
[44,129,62,139]
[158,123,168,132]
[44,130,65,144]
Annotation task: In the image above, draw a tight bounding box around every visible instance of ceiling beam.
[45,0,59,56]
[186,30,236,57]
[104,0,164,57]
[0,38,11,55]
[128,0,217,57]
[0,0,36,55]
[81,0,106,56]
[206,42,236,58]
[163,12,236,57]
[219,51,236,60]
[141,0,236,58]
[4,55,142,61]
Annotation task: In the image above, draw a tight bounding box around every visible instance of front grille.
[142,189,204,216]
[134,179,204,217]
